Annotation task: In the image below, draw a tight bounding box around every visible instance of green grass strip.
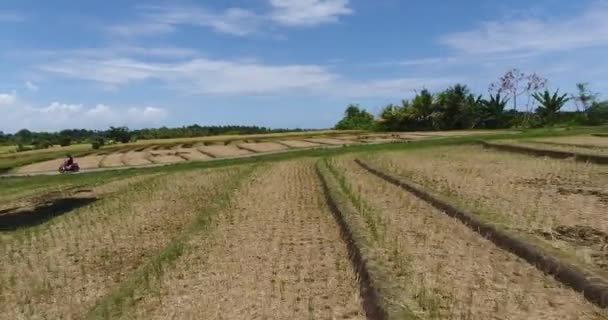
[86,164,259,320]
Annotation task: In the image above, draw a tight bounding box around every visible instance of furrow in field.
[366,146,608,274]
[129,160,365,320]
[0,167,246,319]
[329,156,606,319]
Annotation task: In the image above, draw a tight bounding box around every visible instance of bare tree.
[489,68,547,112]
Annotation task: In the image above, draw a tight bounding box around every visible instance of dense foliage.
[335,70,608,131]
[0,125,309,149]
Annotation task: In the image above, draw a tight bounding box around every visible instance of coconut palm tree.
[479,93,509,128]
[532,89,570,125]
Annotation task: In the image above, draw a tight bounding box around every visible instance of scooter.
[58,161,80,173]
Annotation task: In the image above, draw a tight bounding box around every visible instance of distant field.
[0,145,17,154]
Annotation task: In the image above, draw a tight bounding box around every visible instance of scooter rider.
[65,154,74,168]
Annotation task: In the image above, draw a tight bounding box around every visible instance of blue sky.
[1,0,608,132]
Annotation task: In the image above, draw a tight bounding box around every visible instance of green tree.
[108,126,132,143]
[335,104,375,130]
[435,84,479,129]
[479,93,509,128]
[533,89,570,125]
[572,82,597,113]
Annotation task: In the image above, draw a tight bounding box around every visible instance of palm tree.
[480,93,509,128]
[532,89,570,125]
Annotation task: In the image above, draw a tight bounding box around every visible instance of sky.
[1,0,608,132]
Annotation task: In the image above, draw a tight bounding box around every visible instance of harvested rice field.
[77,155,105,169]
[321,157,605,319]
[176,149,213,161]
[304,138,353,145]
[123,151,152,166]
[3,136,608,319]
[530,135,608,148]
[126,161,365,319]
[149,150,187,164]
[17,158,65,173]
[279,140,321,148]
[363,146,608,276]
[490,140,608,157]
[197,145,253,158]
[237,142,289,153]
[100,153,125,167]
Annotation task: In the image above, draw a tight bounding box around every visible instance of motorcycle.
[58,161,80,173]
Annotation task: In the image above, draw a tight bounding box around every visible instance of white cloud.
[439,2,608,54]
[108,1,352,38]
[40,53,458,99]
[0,96,168,132]
[107,22,176,37]
[41,57,337,94]
[269,0,353,26]
[110,6,263,37]
[0,91,17,105]
[25,81,39,92]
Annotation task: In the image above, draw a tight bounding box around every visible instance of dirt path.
[131,160,365,320]
[331,157,606,319]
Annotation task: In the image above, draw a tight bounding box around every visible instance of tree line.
[335,69,608,131]
[0,125,308,151]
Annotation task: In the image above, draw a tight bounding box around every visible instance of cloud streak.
[109,0,353,37]
[39,53,453,98]
[439,2,608,54]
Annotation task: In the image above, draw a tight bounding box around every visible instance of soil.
[197,145,253,158]
[131,161,365,320]
[304,138,353,145]
[148,150,186,164]
[123,152,152,166]
[279,140,321,148]
[100,153,125,167]
[77,155,105,169]
[175,149,213,161]
[237,142,288,153]
[17,158,66,173]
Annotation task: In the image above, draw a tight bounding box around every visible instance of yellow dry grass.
[0,167,246,319]
[329,156,607,319]
[366,146,608,275]
[128,160,365,319]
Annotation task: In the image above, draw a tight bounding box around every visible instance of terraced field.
[3,133,608,319]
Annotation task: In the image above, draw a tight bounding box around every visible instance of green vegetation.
[335,69,608,131]
[334,104,375,130]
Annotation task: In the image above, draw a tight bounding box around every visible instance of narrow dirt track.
[131,160,365,320]
[332,157,607,319]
